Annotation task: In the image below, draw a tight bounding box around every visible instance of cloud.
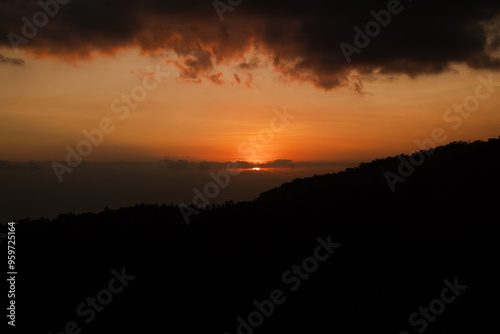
[2,1,500,90]
[0,53,24,66]
[245,73,253,88]
[233,160,253,169]
[205,71,224,85]
[260,159,295,168]
[161,159,191,171]
[197,161,213,171]
[0,160,43,171]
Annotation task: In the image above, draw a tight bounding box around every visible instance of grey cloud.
[1,1,500,89]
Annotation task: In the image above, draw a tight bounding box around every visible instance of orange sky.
[1,47,499,164]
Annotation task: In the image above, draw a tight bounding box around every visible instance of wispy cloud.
[0,53,24,66]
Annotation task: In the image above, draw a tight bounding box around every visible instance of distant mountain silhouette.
[7,136,500,334]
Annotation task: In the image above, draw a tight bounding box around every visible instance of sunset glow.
[1,50,499,165]
[1,0,500,216]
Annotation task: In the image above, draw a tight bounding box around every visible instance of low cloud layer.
[0,160,356,221]
[159,159,297,171]
[2,0,500,89]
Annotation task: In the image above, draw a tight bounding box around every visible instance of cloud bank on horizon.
[2,0,500,90]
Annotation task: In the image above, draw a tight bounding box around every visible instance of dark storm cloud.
[2,0,500,89]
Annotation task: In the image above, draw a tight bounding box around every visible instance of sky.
[1,0,500,219]
[1,0,500,163]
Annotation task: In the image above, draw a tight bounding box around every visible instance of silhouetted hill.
[257,137,500,206]
[6,137,500,334]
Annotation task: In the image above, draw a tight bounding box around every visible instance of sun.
[252,167,261,171]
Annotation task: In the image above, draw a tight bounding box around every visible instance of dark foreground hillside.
[5,137,500,334]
